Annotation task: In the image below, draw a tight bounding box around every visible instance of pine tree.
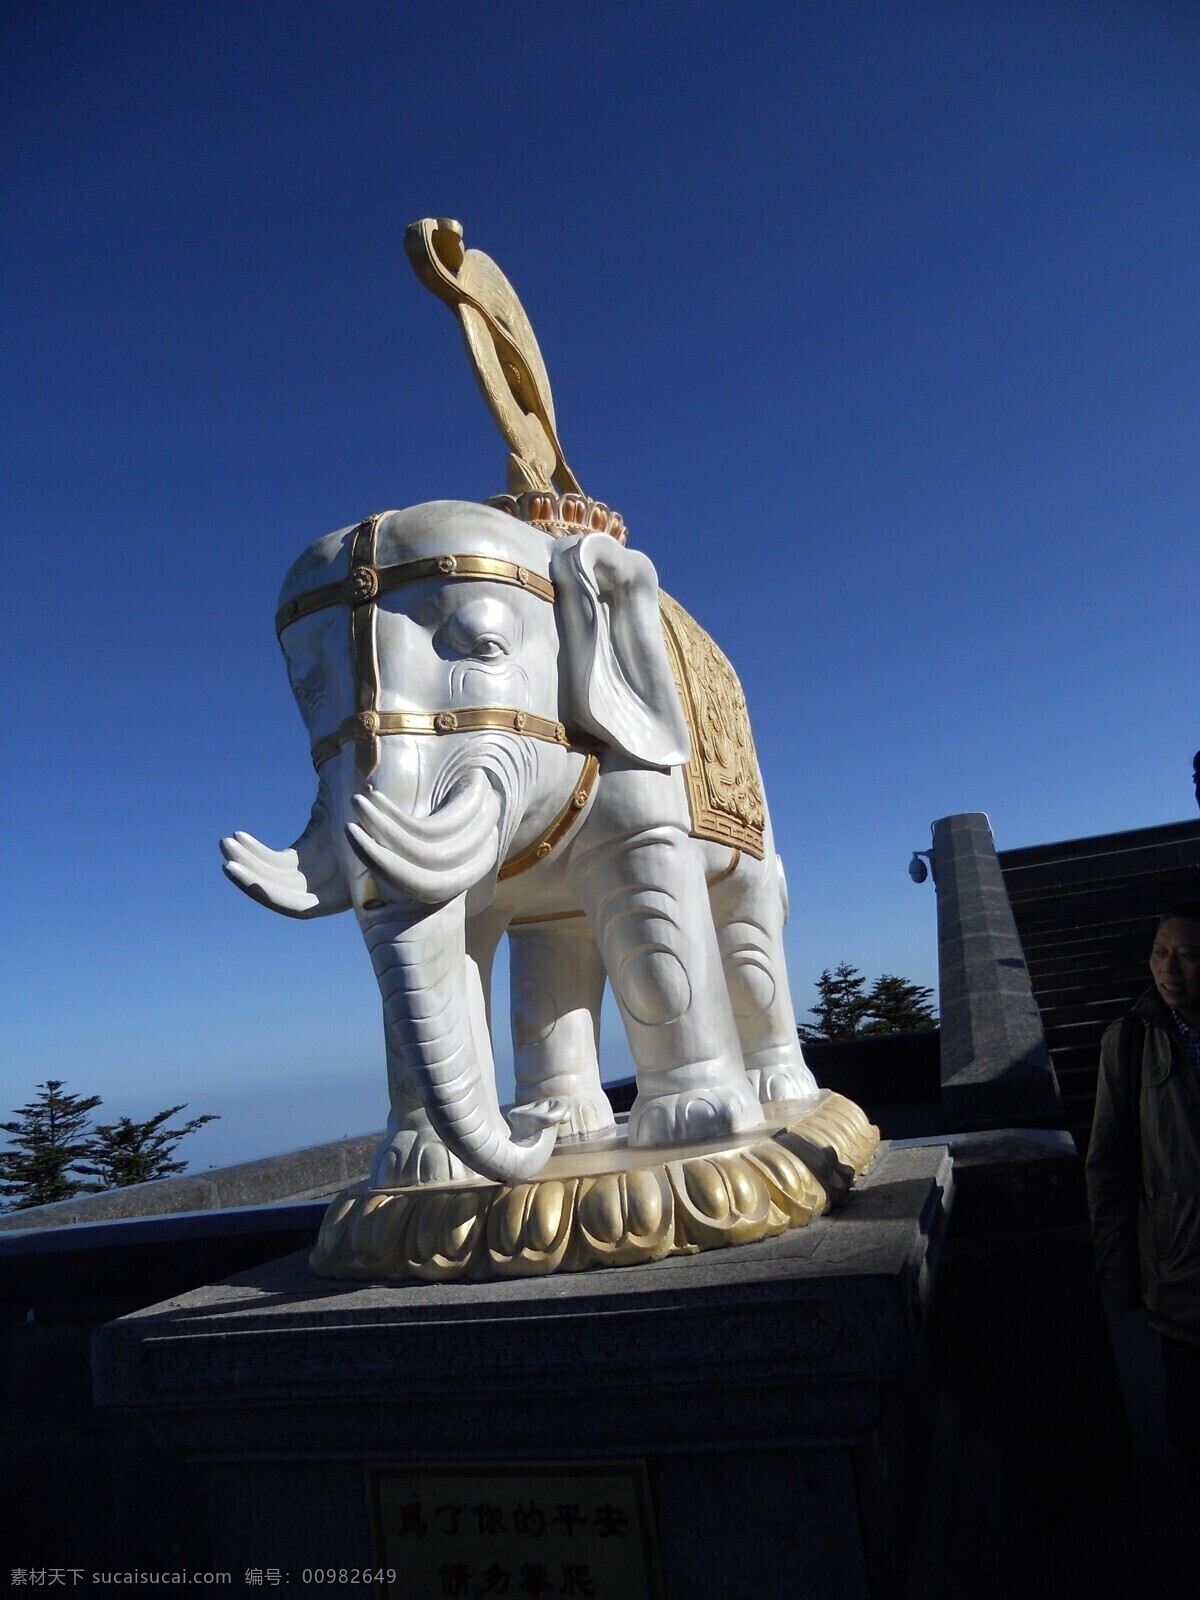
[798,963,872,1042]
[76,1106,219,1189]
[1,1084,220,1208]
[861,974,938,1034]
[0,1080,101,1208]
[798,966,939,1042]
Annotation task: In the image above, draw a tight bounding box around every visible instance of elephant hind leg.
[709,848,817,1104]
[508,917,615,1141]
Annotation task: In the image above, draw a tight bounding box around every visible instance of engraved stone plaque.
[367,1460,663,1599]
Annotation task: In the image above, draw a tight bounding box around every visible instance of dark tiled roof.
[997,819,1200,1150]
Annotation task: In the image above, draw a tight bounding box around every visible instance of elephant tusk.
[364,771,497,846]
[347,819,501,904]
[347,771,503,904]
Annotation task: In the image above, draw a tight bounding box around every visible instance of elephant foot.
[744,1049,819,1105]
[627,1077,761,1149]
[508,1091,615,1144]
[369,1126,472,1189]
[511,1088,617,1144]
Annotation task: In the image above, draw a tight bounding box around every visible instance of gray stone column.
[932,812,1062,1132]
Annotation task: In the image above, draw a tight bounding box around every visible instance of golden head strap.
[276,545,555,637]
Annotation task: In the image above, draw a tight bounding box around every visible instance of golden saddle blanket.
[658,592,766,859]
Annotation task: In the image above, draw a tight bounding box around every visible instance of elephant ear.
[551,535,690,767]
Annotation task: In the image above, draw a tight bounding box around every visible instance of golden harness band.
[309,706,572,773]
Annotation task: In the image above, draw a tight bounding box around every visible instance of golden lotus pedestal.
[311,1090,879,1282]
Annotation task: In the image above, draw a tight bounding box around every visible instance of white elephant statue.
[222,493,816,1188]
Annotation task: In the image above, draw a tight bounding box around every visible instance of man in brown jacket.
[1087,905,1200,1495]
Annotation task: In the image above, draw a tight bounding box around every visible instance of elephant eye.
[469,635,508,661]
[437,609,514,662]
[289,670,319,710]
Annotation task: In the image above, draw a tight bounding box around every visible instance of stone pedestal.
[92,1142,951,1599]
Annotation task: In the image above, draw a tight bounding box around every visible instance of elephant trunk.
[363,893,559,1185]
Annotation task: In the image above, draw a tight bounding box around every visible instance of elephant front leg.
[508,918,615,1141]
[369,1065,472,1187]
[575,824,761,1148]
[371,1011,489,1186]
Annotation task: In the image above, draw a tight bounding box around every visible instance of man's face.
[1149,919,1200,1028]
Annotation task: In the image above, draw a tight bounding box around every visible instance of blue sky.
[3,1,1197,1170]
